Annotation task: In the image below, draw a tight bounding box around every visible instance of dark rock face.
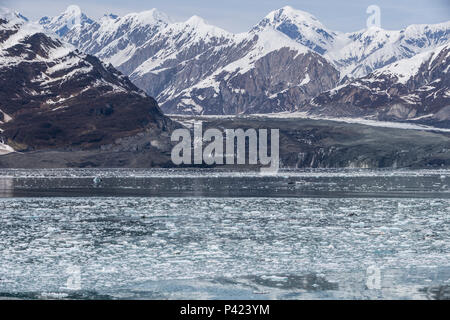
[0,16,172,153]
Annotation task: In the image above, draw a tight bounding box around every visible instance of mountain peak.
[281,5,295,11]
[185,15,207,26]
[0,7,29,24]
[100,13,119,24]
[265,6,320,25]
[103,13,119,20]
[177,15,233,38]
[39,5,94,36]
[125,8,171,25]
[253,6,336,55]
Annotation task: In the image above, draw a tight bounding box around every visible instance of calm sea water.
[0,169,449,299]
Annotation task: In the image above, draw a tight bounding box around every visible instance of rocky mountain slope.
[0,9,173,161]
[305,44,450,126]
[160,28,340,114]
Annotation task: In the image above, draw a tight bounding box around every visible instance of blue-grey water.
[0,169,449,300]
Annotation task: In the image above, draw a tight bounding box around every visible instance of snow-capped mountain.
[161,27,340,114]
[39,5,94,37]
[41,6,341,115]
[248,7,449,80]
[37,5,450,117]
[123,15,240,101]
[306,44,450,125]
[64,8,171,67]
[327,23,450,79]
[252,6,340,55]
[56,8,243,104]
[0,9,171,153]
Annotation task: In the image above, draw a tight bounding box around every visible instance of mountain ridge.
[11,5,450,123]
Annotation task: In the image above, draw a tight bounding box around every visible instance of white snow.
[179,98,203,113]
[0,9,77,69]
[300,74,310,86]
[401,94,421,104]
[373,44,448,84]
[0,20,41,51]
[325,21,450,79]
[46,55,81,73]
[0,11,139,120]
[216,27,309,76]
[0,109,12,123]
[129,15,234,78]
[121,9,171,27]
[264,6,321,25]
[0,7,28,26]
[257,6,338,53]
[33,4,449,118]
[38,5,94,34]
[0,139,14,155]
[182,15,231,38]
[41,65,93,85]
[51,105,69,111]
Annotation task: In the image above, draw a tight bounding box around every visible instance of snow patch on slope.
[372,44,447,84]
[222,28,309,75]
[0,141,14,155]
[131,17,235,77]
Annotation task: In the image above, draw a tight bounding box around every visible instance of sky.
[2,0,449,33]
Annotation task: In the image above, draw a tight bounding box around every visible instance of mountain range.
[37,5,450,125]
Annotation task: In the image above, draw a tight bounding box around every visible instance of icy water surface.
[0,169,449,299]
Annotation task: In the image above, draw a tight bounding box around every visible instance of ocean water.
[0,169,449,300]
